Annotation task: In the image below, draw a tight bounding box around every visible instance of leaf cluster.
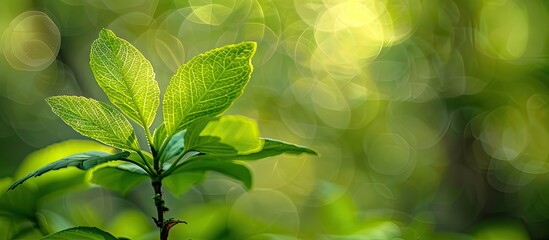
[8,28,317,196]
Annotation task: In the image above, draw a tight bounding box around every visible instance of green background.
[1,0,548,239]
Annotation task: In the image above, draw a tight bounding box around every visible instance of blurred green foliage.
[1,0,549,239]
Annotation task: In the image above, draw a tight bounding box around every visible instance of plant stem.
[152,179,164,225]
[151,134,187,239]
[152,178,167,240]
[152,146,169,240]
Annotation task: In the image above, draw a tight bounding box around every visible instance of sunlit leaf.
[184,115,263,156]
[41,226,117,240]
[46,96,139,151]
[163,171,205,196]
[163,42,256,136]
[174,156,252,189]
[88,163,148,195]
[8,151,130,190]
[90,29,160,128]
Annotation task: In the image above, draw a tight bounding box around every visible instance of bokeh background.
[1,0,549,239]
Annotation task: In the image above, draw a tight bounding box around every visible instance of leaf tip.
[308,148,320,157]
[243,41,257,49]
[98,28,116,39]
[242,41,257,59]
[244,181,253,190]
[6,184,16,191]
[44,96,56,104]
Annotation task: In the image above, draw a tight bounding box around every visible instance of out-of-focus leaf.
[174,156,252,189]
[9,151,130,190]
[163,171,206,196]
[107,210,153,239]
[0,177,37,218]
[167,204,238,239]
[41,226,117,240]
[46,96,139,151]
[316,182,358,234]
[473,219,529,240]
[88,163,148,195]
[248,234,301,240]
[90,29,160,128]
[163,42,256,136]
[325,221,402,240]
[184,115,263,156]
[226,139,318,161]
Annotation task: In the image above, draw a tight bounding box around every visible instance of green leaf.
[88,163,148,195]
[0,177,39,218]
[12,140,115,198]
[41,226,118,240]
[163,171,206,196]
[8,151,130,190]
[46,96,139,151]
[160,130,185,163]
[185,115,263,156]
[163,41,257,136]
[226,139,319,161]
[90,29,160,128]
[126,151,153,168]
[174,156,252,189]
[152,123,167,151]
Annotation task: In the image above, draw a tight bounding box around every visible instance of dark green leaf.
[8,151,130,190]
[174,156,252,189]
[186,136,239,156]
[88,163,148,195]
[226,139,318,161]
[160,130,185,163]
[41,226,118,240]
